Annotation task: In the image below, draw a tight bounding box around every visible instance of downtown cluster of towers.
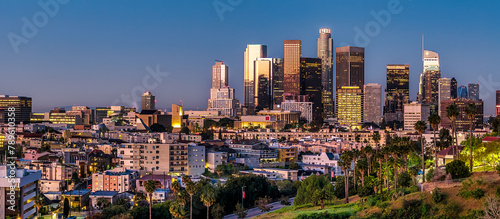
[210,28,485,129]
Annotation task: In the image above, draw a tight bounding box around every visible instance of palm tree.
[339,151,352,203]
[372,132,381,147]
[382,147,390,193]
[351,149,360,191]
[362,146,373,175]
[446,104,459,159]
[428,114,441,168]
[389,144,400,189]
[201,185,216,219]
[375,152,384,194]
[465,103,477,172]
[414,120,427,183]
[186,181,196,219]
[356,158,368,187]
[144,180,157,219]
[171,181,181,195]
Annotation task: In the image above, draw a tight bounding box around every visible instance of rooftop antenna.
[422,34,424,68]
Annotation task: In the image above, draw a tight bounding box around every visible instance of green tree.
[439,128,453,151]
[255,196,273,212]
[96,197,111,209]
[356,158,368,187]
[414,120,427,183]
[312,187,332,209]
[171,181,181,195]
[211,203,224,219]
[180,126,190,134]
[150,123,166,132]
[445,160,471,179]
[465,103,477,172]
[71,171,80,184]
[144,180,157,219]
[34,194,44,218]
[428,114,441,168]
[339,151,353,203]
[63,198,70,218]
[446,104,460,159]
[288,161,300,170]
[362,146,374,175]
[201,185,216,219]
[234,203,247,219]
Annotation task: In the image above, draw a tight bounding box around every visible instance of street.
[223,197,295,219]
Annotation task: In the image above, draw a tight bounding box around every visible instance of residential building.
[244,44,267,110]
[118,143,188,175]
[0,166,41,219]
[88,149,113,174]
[284,40,302,96]
[438,78,451,114]
[207,151,228,173]
[141,91,155,111]
[335,86,364,129]
[269,146,298,163]
[92,167,139,193]
[468,83,479,101]
[404,102,430,131]
[440,99,484,131]
[281,101,313,123]
[229,142,280,168]
[0,95,32,124]
[335,46,364,90]
[302,152,342,176]
[207,87,239,117]
[68,106,95,125]
[136,174,171,194]
[384,64,409,122]
[364,83,381,123]
[317,28,334,119]
[188,144,205,176]
[62,189,90,209]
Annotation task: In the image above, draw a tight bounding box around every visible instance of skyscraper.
[335,46,365,90]
[364,83,382,124]
[212,61,228,89]
[458,85,468,100]
[0,95,32,124]
[244,44,267,109]
[384,64,410,121]
[317,28,334,119]
[255,58,273,110]
[272,58,284,108]
[468,83,479,101]
[208,62,238,117]
[335,86,364,129]
[300,58,323,121]
[419,50,441,114]
[496,90,500,116]
[451,77,458,99]
[438,78,451,114]
[284,40,302,96]
[141,91,155,111]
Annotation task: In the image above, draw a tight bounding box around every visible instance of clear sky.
[1,0,499,116]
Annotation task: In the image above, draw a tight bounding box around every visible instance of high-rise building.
[300,58,323,121]
[451,77,458,99]
[438,78,451,114]
[384,64,410,121]
[335,46,365,90]
[419,50,441,114]
[0,95,32,124]
[284,40,302,96]
[141,91,155,111]
[208,61,239,117]
[0,166,41,219]
[440,99,484,130]
[172,104,183,129]
[364,83,382,124]
[118,143,188,174]
[212,61,228,89]
[404,102,430,131]
[281,101,313,123]
[335,86,364,129]
[468,83,479,101]
[244,44,267,109]
[255,58,273,110]
[496,90,500,116]
[272,58,284,108]
[317,28,334,119]
[458,85,468,100]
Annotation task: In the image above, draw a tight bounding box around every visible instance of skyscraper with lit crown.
[317,28,334,119]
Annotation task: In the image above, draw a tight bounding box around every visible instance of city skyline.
[1,1,499,116]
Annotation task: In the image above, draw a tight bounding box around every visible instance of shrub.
[358,185,374,197]
[425,168,435,182]
[404,185,420,194]
[459,188,484,199]
[443,201,461,218]
[476,177,485,186]
[398,171,412,188]
[366,196,379,207]
[496,164,500,176]
[445,160,471,179]
[472,188,485,199]
[294,210,352,219]
[432,188,446,203]
[496,187,500,198]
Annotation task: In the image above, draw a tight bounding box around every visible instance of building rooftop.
[63,189,91,196]
[90,191,119,197]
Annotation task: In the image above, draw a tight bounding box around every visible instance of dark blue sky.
[1,0,499,116]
